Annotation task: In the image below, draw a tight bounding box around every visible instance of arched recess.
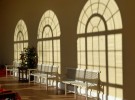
[77,0,123,99]
[37,10,61,73]
[14,19,28,62]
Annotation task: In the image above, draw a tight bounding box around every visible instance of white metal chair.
[12,61,21,77]
[30,64,42,84]
[5,65,14,77]
[40,65,58,93]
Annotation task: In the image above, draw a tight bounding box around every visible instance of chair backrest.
[52,65,58,73]
[13,61,16,66]
[85,69,100,84]
[13,61,21,68]
[66,68,76,80]
[42,64,49,73]
[37,64,42,72]
[47,65,53,73]
[75,68,80,80]
[75,68,85,81]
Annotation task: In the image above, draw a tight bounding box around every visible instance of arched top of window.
[77,0,123,34]
[38,10,61,39]
[14,19,28,41]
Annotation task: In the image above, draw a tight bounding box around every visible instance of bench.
[29,64,59,93]
[40,65,58,91]
[5,65,14,77]
[5,61,21,77]
[29,64,42,84]
[61,68,104,100]
[13,61,21,77]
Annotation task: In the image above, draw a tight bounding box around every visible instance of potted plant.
[20,46,38,69]
[20,51,26,67]
[20,46,38,81]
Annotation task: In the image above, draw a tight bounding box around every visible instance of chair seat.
[62,79,76,84]
[31,73,41,77]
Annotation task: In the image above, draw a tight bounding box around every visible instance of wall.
[0,0,135,100]
[120,0,135,100]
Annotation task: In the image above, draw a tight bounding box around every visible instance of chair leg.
[74,86,77,99]
[6,70,7,77]
[97,90,100,100]
[9,71,11,76]
[65,84,67,95]
[102,90,104,100]
[56,80,58,95]
[29,75,31,84]
[34,76,36,84]
[40,76,42,85]
[46,78,48,90]
[85,87,88,100]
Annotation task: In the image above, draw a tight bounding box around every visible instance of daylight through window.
[37,10,61,73]
[77,0,123,99]
[14,19,28,62]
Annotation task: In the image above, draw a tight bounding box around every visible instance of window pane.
[116,88,123,99]
[80,52,86,65]
[87,52,93,65]
[116,69,123,85]
[115,34,122,50]
[98,19,105,31]
[92,4,98,14]
[99,36,105,50]
[93,51,99,66]
[100,67,106,82]
[87,37,92,50]
[85,6,92,18]
[103,8,112,21]
[98,3,106,15]
[82,13,88,25]
[100,51,106,66]
[87,22,93,33]
[116,51,122,67]
[78,38,85,51]
[108,0,118,14]
[108,35,115,50]
[113,12,123,29]
[108,51,115,67]
[109,87,116,98]
[107,18,115,30]
[93,36,99,50]
[109,68,115,83]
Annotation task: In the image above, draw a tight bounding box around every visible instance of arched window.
[37,10,61,73]
[14,19,28,62]
[77,0,123,99]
